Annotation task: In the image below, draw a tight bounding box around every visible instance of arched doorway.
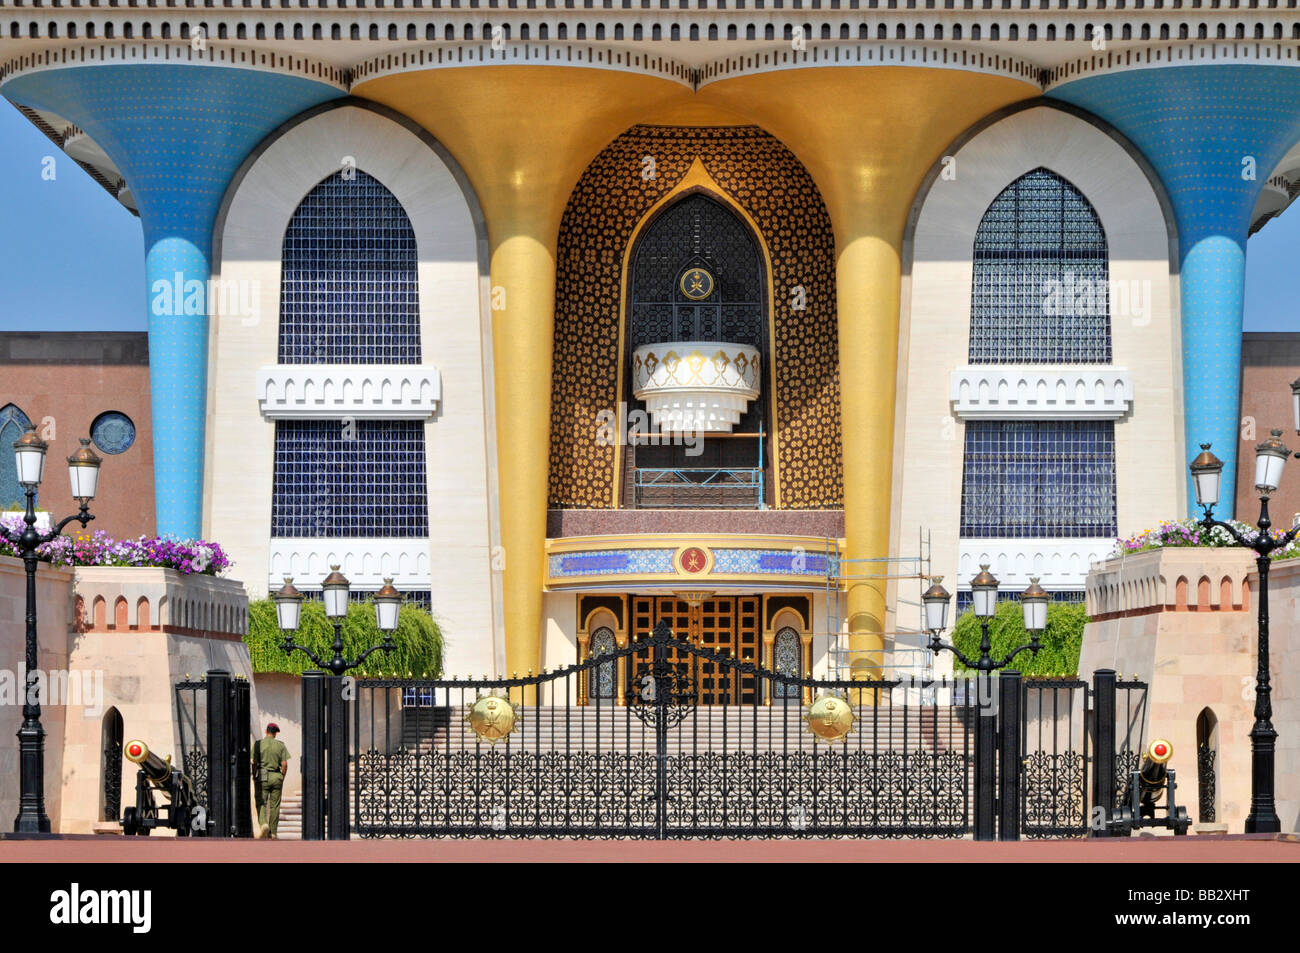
[100,707,124,823]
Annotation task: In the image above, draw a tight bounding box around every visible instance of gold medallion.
[803,692,855,745]
[679,267,715,300]
[464,693,518,745]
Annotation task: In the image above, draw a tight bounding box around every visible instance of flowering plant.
[0,517,231,576]
[1111,517,1300,562]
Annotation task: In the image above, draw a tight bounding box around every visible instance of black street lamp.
[923,564,1048,672]
[273,567,401,841]
[0,429,103,833]
[1188,429,1299,834]
[922,565,1047,842]
[273,567,402,675]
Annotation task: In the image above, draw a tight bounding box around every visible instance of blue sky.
[0,99,1296,333]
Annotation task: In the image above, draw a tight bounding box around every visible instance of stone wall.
[0,558,260,833]
[1081,547,1299,832]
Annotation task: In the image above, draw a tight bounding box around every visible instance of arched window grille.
[0,404,34,509]
[623,193,769,507]
[970,168,1110,364]
[279,169,420,365]
[773,626,801,699]
[590,626,617,700]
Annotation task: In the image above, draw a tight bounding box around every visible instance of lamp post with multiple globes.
[922,564,1048,842]
[0,429,103,833]
[1186,415,1300,834]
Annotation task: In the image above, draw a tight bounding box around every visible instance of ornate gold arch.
[547,124,843,511]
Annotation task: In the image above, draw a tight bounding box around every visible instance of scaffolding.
[822,528,934,686]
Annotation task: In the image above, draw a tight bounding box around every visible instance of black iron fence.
[296,623,1146,841]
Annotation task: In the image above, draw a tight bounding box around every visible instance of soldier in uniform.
[252,723,290,839]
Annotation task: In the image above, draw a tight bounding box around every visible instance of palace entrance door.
[629,595,760,704]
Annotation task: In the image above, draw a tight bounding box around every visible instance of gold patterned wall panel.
[548,124,842,510]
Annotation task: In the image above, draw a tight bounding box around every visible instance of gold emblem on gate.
[465,693,518,745]
[803,692,855,745]
[679,266,715,300]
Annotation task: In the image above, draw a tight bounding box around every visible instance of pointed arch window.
[278,169,421,365]
[0,404,34,509]
[970,168,1110,364]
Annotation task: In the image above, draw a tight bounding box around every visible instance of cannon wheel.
[122,807,150,836]
[1174,806,1190,836]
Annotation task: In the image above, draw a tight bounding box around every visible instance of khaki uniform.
[253,736,289,837]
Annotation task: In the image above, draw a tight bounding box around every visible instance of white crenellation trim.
[0,42,349,87]
[958,538,1114,592]
[268,539,431,591]
[257,364,442,420]
[949,366,1133,420]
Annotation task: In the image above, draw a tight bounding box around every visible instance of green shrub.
[950,600,1086,676]
[244,597,443,677]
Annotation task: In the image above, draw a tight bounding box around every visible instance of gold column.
[576,630,590,706]
[354,68,687,691]
[701,68,1036,682]
[762,629,776,707]
[800,633,814,706]
[614,627,629,707]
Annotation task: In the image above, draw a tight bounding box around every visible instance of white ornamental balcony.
[631,342,761,433]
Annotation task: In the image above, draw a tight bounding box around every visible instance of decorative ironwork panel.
[1021,680,1090,839]
[174,680,210,813]
[970,168,1110,365]
[102,727,123,822]
[960,420,1117,539]
[270,419,429,538]
[590,626,617,700]
[773,626,801,699]
[1114,679,1150,812]
[1198,743,1217,823]
[279,169,421,365]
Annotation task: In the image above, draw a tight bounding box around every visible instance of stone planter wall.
[1081,547,1298,832]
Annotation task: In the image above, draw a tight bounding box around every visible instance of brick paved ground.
[1,833,1295,862]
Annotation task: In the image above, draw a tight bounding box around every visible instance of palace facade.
[5,7,1300,688]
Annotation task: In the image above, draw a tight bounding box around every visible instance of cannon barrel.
[1138,738,1173,803]
[123,739,173,788]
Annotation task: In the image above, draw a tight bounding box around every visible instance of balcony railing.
[632,431,765,509]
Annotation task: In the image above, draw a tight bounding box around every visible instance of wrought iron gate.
[315,623,1148,840]
[348,622,978,839]
[175,670,253,837]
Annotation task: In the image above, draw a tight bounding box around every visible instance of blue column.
[1051,65,1300,519]
[3,64,343,538]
